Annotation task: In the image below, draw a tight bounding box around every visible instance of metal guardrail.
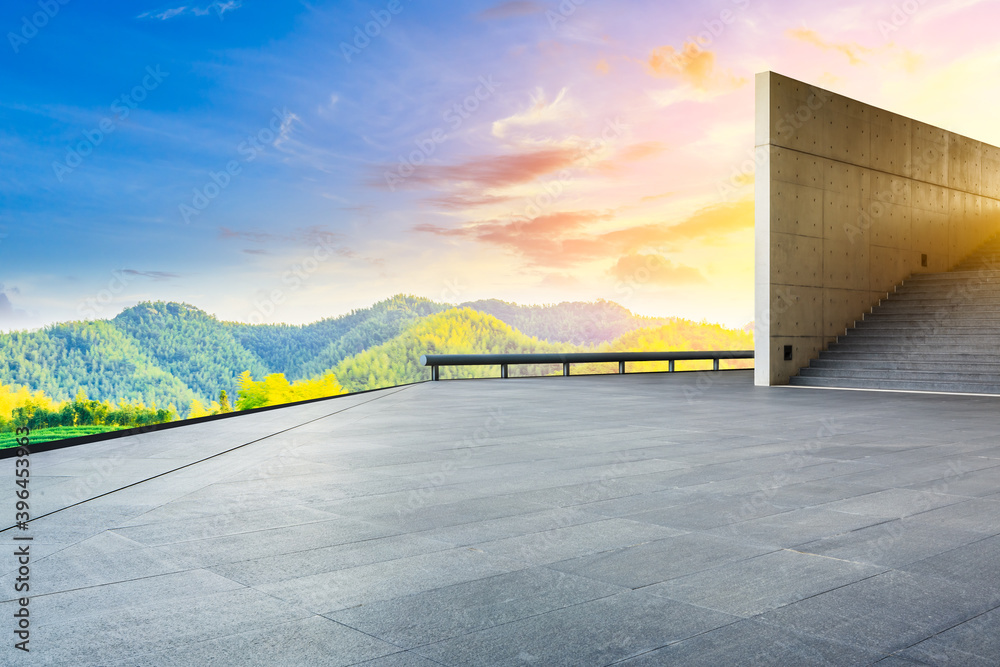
[420,351,754,381]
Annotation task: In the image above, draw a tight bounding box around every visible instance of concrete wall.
[755,71,1000,385]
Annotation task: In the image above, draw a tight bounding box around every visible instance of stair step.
[841,334,1000,344]
[872,304,1000,313]
[888,288,1000,298]
[858,316,1000,325]
[798,367,1000,383]
[903,273,1000,284]
[850,326,1000,335]
[820,350,1000,363]
[789,376,1000,393]
[828,342,1000,354]
[809,358,1000,373]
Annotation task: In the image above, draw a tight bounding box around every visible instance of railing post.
[432,366,439,381]
[713,358,720,371]
[563,362,570,376]
[501,364,508,379]
[668,360,675,372]
[619,360,625,374]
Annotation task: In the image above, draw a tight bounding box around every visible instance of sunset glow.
[2,0,998,330]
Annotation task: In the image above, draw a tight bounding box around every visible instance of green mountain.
[0,319,199,407]
[333,307,574,392]
[0,294,750,417]
[223,295,437,378]
[113,301,269,402]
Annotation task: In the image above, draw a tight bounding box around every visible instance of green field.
[0,425,125,450]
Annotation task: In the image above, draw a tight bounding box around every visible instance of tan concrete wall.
[755,71,1000,385]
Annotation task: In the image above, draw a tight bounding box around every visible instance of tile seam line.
[885,600,1000,661]
[0,385,417,534]
[762,142,1000,203]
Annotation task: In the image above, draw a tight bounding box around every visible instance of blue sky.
[2,0,998,331]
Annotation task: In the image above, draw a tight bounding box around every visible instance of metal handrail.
[420,351,754,380]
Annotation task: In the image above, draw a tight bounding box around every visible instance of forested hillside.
[333,308,575,392]
[224,295,451,379]
[113,302,269,402]
[0,295,754,444]
[0,320,199,407]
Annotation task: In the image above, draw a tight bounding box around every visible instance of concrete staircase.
[790,234,1000,394]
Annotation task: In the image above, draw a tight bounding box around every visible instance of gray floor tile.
[706,506,896,547]
[819,488,968,518]
[616,618,880,666]
[350,652,447,666]
[110,504,339,544]
[208,533,452,586]
[626,493,793,530]
[149,517,400,568]
[416,507,603,546]
[896,604,1000,666]
[548,532,775,588]
[901,534,1000,596]
[796,518,985,568]
[472,518,685,565]
[328,567,623,648]
[255,546,528,613]
[754,479,886,508]
[0,531,191,599]
[907,498,1000,534]
[644,549,885,617]
[413,589,737,667]
[26,587,314,665]
[757,570,999,654]
[129,615,401,667]
[8,569,244,624]
[904,465,1000,498]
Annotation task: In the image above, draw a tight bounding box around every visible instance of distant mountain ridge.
[0,295,751,415]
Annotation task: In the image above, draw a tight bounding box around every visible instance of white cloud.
[274,111,301,148]
[138,1,242,20]
[491,87,574,142]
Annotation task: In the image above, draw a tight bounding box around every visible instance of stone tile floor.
[1,370,999,665]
